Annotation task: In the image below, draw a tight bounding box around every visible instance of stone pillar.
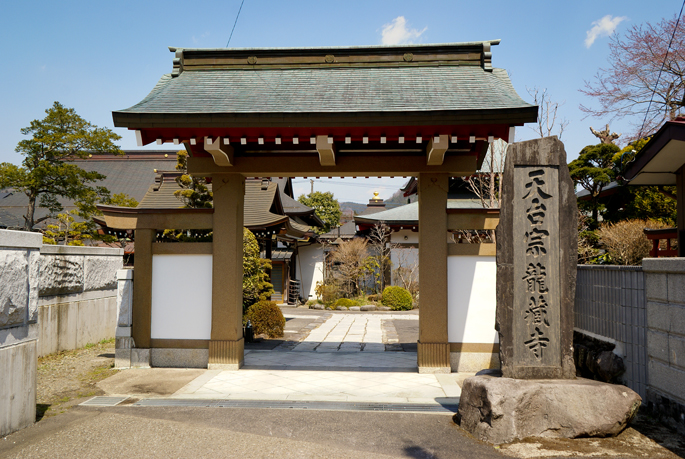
[495,136,576,379]
[115,268,134,368]
[417,172,450,373]
[131,228,153,367]
[209,173,245,369]
[0,229,41,437]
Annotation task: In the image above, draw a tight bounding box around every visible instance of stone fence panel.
[642,258,685,425]
[37,245,123,356]
[575,265,647,398]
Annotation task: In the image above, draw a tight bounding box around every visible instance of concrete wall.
[447,255,499,372]
[37,245,123,356]
[0,230,41,437]
[296,243,324,301]
[574,265,647,399]
[642,258,685,425]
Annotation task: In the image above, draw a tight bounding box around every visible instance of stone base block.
[450,352,500,373]
[115,349,131,369]
[0,340,36,437]
[456,375,641,445]
[418,366,451,374]
[150,348,208,368]
[116,336,134,349]
[130,348,150,368]
[208,363,241,370]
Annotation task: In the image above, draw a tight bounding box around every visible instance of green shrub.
[315,281,340,306]
[243,229,274,312]
[244,300,285,338]
[366,294,380,303]
[381,286,413,311]
[334,298,358,308]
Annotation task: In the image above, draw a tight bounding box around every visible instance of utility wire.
[638,0,685,139]
[226,0,246,47]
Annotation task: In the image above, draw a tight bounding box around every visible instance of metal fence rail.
[575,265,647,398]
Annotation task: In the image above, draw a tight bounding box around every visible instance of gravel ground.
[35,339,118,420]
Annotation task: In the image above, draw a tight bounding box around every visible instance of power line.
[638,0,685,139]
[226,0,245,47]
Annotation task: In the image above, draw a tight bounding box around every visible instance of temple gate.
[100,41,537,372]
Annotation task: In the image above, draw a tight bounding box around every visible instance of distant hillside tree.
[298,191,341,234]
[0,102,122,230]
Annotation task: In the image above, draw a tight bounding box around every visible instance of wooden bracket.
[426,135,449,165]
[204,136,234,166]
[316,135,336,166]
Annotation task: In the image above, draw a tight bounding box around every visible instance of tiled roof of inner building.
[138,177,289,229]
[116,66,532,116]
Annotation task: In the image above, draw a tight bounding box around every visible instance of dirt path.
[36,339,118,420]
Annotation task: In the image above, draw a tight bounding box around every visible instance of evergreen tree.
[0,102,122,230]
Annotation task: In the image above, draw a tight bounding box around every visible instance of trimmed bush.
[244,300,286,338]
[334,298,358,308]
[381,286,413,311]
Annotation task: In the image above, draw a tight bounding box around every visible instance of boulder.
[377,306,391,311]
[456,375,641,445]
[360,305,376,311]
[309,304,324,310]
[348,306,361,311]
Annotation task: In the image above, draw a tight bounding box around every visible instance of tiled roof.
[319,220,358,239]
[260,248,293,260]
[354,199,487,225]
[0,151,177,229]
[138,175,288,229]
[117,66,531,116]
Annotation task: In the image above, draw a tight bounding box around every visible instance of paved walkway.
[96,310,464,407]
[164,311,462,405]
[292,313,417,352]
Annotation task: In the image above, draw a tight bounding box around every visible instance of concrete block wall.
[37,245,123,356]
[642,258,685,426]
[0,230,41,437]
[575,265,647,398]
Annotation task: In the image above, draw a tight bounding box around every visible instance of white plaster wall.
[151,254,212,340]
[390,247,419,286]
[390,229,419,244]
[297,243,324,300]
[447,256,498,344]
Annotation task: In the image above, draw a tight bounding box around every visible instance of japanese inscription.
[513,166,560,367]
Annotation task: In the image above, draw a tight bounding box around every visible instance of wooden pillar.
[132,228,154,349]
[417,173,451,373]
[678,165,685,257]
[209,173,245,369]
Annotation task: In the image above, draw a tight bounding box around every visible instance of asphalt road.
[0,406,502,459]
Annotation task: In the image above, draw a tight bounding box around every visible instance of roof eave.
[624,121,685,182]
[112,107,538,130]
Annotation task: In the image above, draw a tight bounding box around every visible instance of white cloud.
[381,16,427,45]
[585,15,627,48]
[191,31,211,45]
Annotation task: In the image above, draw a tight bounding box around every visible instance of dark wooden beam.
[187,153,477,177]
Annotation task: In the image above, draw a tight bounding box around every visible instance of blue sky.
[0,1,680,202]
